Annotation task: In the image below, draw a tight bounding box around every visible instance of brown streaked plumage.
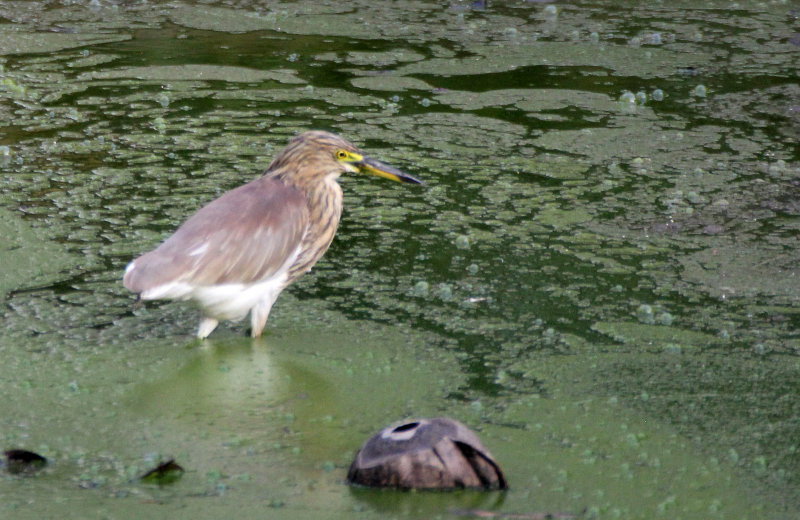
[123,130,422,338]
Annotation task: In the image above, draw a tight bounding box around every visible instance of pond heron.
[123,130,422,338]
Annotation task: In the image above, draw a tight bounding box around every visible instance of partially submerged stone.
[347,417,506,490]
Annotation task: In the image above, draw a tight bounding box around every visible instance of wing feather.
[124,176,309,294]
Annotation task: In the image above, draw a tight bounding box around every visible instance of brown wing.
[124,176,309,293]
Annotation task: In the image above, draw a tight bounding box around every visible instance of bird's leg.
[250,300,275,338]
[197,317,219,339]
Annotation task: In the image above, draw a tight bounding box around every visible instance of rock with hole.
[347,417,507,490]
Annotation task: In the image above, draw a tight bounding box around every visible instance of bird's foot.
[197,317,219,339]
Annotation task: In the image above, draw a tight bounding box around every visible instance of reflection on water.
[132,340,292,418]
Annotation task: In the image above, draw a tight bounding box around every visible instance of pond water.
[1,1,799,518]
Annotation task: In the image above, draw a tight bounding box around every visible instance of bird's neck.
[267,168,343,224]
[284,174,343,281]
[269,167,340,193]
[306,175,343,218]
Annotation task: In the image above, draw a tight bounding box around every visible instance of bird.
[123,130,422,339]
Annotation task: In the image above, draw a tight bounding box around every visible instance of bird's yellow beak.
[337,149,423,185]
[358,156,423,184]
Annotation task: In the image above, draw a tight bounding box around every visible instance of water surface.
[1,1,799,518]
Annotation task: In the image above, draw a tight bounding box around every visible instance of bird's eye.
[336,150,348,160]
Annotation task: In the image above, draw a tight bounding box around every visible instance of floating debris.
[619,90,636,104]
[646,32,662,45]
[636,304,655,324]
[140,459,185,485]
[692,84,707,98]
[413,280,430,297]
[155,92,170,108]
[4,449,47,475]
[438,283,453,301]
[347,417,506,490]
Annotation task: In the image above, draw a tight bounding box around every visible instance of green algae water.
[1,1,799,518]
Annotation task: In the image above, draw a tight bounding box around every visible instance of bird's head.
[268,130,423,187]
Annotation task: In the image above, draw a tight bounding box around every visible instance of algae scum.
[1,1,799,518]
